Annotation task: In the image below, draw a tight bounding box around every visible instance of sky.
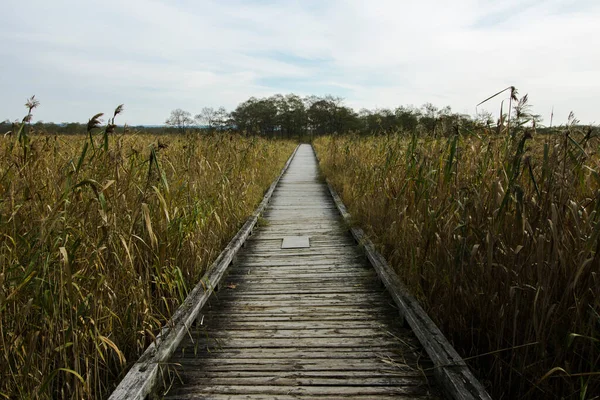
[1,0,599,125]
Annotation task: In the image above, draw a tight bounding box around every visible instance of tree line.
[166,93,482,137]
[1,91,543,137]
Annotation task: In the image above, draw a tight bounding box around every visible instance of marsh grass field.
[315,126,600,399]
[0,105,295,398]
[1,97,599,400]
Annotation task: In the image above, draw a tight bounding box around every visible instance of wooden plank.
[212,294,390,304]
[172,358,418,369]
[251,228,349,236]
[168,376,428,387]
[216,278,379,286]
[236,248,360,256]
[224,271,376,280]
[190,323,406,333]
[213,304,395,312]
[216,288,383,295]
[232,258,365,267]
[164,395,438,400]
[238,249,359,257]
[172,353,428,366]
[108,145,300,400]
[265,206,339,212]
[225,271,374,279]
[164,384,435,396]
[230,262,369,270]
[215,285,385,294]
[174,337,414,349]
[213,294,388,302]
[179,328,404,339]
[244,238,355,246]
[173,370,431,378]
[172,349,421,360]
[214,295,385,304]
[165,395,438,400]
[198,313,400,322]
[174,347,420,358]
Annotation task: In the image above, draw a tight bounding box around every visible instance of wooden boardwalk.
[162,145,441,399]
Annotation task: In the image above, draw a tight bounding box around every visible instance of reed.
[0,103,295,399]
[315,122,600,399]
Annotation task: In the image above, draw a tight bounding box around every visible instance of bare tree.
[165,109,193,134]
[195,107,232,132]
[195,107,216,131]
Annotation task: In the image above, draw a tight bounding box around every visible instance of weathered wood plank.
[244,238,355,247]
[172,356,429,369]
[214,290,388,299]
[211,306,396,314]
[172,349,422,360]
[226,270,370,278]
[174,348,422,359]
[232,259,366,268]
[164,395,437,400]
[224,271,376,280]
[174,370,432,378]
[171,358,419,369]
[190,325,406,335]
[215,285,385,294]
[212,298,391,309]
[236,251,364,259]
[169,376,428,387]
[178,328,406,339]
[237,249,359,258]
[213,294,389,304]
[198,312,400,322]
[173,337,415,350]
[217,278,379,286]
[165,384,435,396]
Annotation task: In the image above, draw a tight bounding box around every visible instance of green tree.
[394,106,420,132]
[272,94,307,137]
[231,97,278,136]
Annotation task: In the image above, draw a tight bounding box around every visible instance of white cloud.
[1,0,598,124]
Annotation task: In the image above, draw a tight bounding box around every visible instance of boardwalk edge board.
[108,145,300,400]
[325,180,492,400]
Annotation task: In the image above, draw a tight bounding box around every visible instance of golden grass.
[0,121,295,398]
[315,130,600,399]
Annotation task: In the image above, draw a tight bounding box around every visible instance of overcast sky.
[1,0,599,125]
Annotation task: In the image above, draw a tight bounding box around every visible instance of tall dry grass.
[315,124,600,399]
[0,102,295,399]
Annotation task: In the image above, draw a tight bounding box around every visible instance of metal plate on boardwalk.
[281,236,310,248]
